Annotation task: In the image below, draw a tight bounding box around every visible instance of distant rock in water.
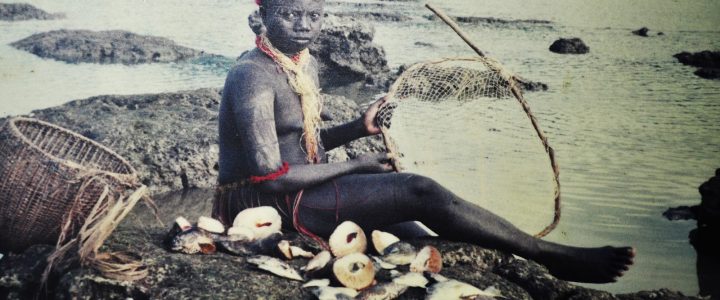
[328,11,412,22]
[674,50,720,80]
[11,30,206,64]
[0,3,63,21]
[424,15,553,29]
[632,27,650,37]
[549,38,589,54]
[516,78,549,92]
[309,15,394,89]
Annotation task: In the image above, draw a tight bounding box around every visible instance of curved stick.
[425,3,561,238]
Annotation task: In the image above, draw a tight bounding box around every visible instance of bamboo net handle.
[425,3,561,238]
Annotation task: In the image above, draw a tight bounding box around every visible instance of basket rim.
[5,116,139,180]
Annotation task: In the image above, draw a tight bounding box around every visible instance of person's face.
[261,0,324,55]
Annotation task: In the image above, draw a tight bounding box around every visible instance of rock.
[632,27,650,37]
[328,11,412,22]
[0,245,54,300]
[616,289,697,300]
[4,88,374,195]
[516,77,549,92]
[424,15,554,30]
[673,51,720,69]
[11,29,208,65]
[0,3,63,21]
[694,68,720,79]
[549,38,590,54]
[310,15,394,90]
[247,12,395,90]
[414,41,435,48]
[674,51,720,80]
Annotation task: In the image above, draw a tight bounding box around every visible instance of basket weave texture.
[0,117,139,253]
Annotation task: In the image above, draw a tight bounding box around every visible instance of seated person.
[213,0,634,283]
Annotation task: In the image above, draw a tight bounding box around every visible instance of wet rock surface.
[3,88,379,195]
[632,27,649,37]
[11,30,207,64]
[0,3,63,21]
[674,51,720,80]
[549,38,590,54]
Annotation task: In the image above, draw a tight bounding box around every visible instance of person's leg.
[296,173,634,283]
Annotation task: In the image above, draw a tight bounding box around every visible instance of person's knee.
[409,175,441,197]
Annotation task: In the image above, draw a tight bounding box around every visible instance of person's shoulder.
[228,49,275,81]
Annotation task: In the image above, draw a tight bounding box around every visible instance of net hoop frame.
[379,56,561,238]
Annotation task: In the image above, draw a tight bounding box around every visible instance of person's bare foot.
[536,244,635,283]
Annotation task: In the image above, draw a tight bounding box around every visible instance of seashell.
[329,221,367,257]
[226,226,255,242]
[426,279,501,300]
[278,240,293,260]
[381,242,416,265]
[233,206,282,240]
[356,282,408,300]
[392,272,428,288]
[247,255,303,281]
[332,253,375,290]
[371,230,400,254]
[175,216,192,231]
[290,246,314,258]
[409,245,442,273]
[197,216,225,234]
[302,278,330,288]
[310,286,359,300]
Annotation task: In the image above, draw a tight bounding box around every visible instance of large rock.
[549,38,590,54]
[674,51,720,80]
[7,88,376,195]
[310,15,394,89]
[0,3,63,21]
[11,30,207,64]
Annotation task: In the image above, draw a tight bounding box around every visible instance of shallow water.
[1,0,719,295]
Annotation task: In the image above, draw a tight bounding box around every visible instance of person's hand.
[352,153,394,173]
[362,96,389,135]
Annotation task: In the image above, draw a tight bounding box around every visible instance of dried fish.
[247,255,303,281]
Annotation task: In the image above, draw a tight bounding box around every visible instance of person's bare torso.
[218,49,325,184]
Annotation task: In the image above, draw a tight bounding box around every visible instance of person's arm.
[320,97,387,151]
[227,64,392,194]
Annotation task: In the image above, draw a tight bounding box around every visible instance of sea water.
[1,0,719,295]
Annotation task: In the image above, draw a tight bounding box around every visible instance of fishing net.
[377,56,560,237]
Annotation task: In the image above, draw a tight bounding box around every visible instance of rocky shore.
[0,3,63,21]
[674,51,720,80]
[11,30,208,65]
[0,87,697,300]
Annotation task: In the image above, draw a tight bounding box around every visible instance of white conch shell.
[332,253,375,290]
[226,226,255,241]
[329,221,367,257]
[233,206,282,240]
[371,230,400,254]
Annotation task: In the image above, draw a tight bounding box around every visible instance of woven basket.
[0,117,139,253]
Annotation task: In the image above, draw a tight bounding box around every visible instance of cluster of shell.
[166,206,502,300]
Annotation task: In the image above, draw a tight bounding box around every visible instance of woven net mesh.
[378,56,560,237]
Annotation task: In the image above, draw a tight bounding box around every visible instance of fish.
[309,286,358,300]
[371,256,397,270]
[303,250,333,278]
[197,216,225,234]
[169,228,216,254]
[246,255,303,281]
[381,241,416,265]
[302,278,330,288]
[392,272,428,288]
[356,282,408,300]
[217,232,284,257]
[426,279,502,300]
